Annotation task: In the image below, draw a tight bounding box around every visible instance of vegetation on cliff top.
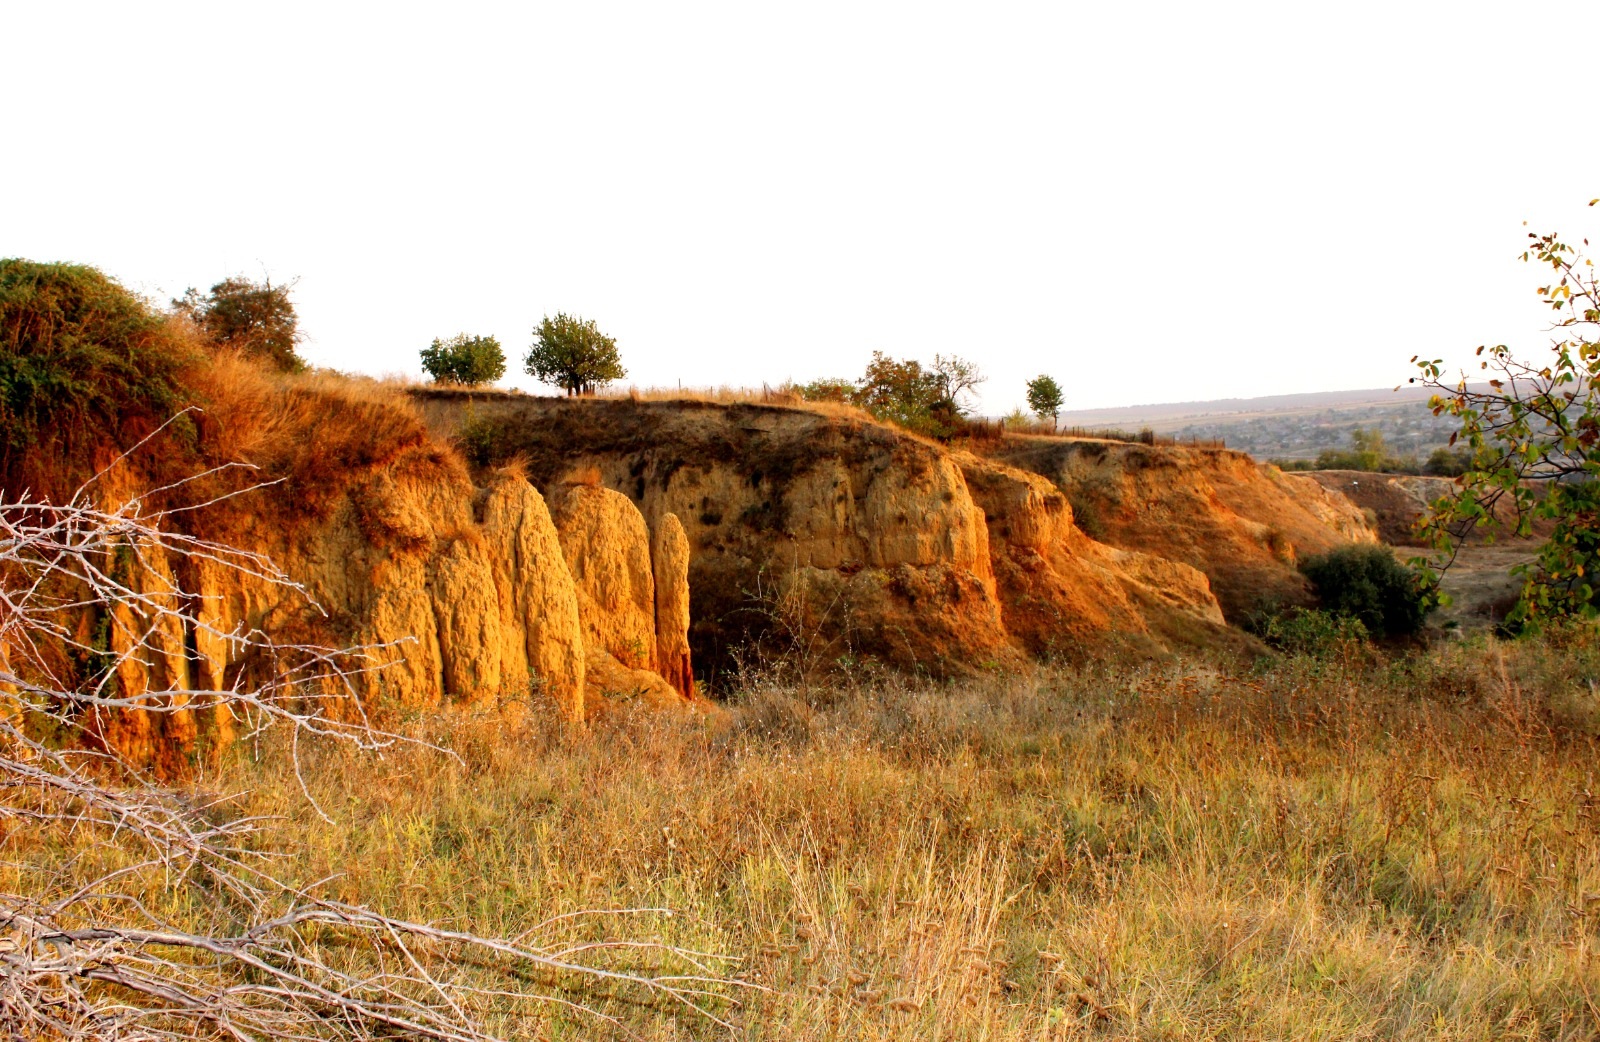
[421,332,507,386]
[0,259,201,498]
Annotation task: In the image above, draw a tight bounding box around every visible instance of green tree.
[174,276,302,372]
[854,351,945,433]
[1025,374,1064,427]
[851,352,984,438]
[524,313,625,395]
[420,333,506,386]
[1414,199,1600,628]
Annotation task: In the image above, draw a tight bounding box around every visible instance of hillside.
[1052,385,1477,461]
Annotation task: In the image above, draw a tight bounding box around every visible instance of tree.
[420,333,506,386]
[854,351,945,433]
[929,354,986,413]
[1413,200,1600,628]
[524,313,625,395]
[1025,374,1064,427]
[852,351,984,438]
[174,276,303,372]
[1300,545,1429,639]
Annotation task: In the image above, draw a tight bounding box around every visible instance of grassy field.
[146,635,1598,1040]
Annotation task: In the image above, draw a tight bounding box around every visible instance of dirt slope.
[988,436,1377,621]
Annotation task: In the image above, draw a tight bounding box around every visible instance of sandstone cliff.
[990,437,1379,620]
[64,371,696,774]
[414,394,1246,674]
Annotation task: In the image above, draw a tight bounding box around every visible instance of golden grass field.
[115,634,1596,1040]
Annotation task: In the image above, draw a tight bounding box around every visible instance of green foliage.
[1413,201,1600,630]
[1424,446,1473,477]
[795,378,856,403]
[1300,545,1429,639]
[854,351,949,434]
[420,333,506,386]
[850,351,984,438]
[0,259,197,492]
[1256,606,1371,657]
[1313,427,1419,473]
[1024,374,1063,424]
[525,313,625,395]
[174,276,303,372]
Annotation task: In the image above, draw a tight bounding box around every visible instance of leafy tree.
[1313,427,1418,473]
[1413,200,1600,628]
[420,333,506,386]
[929,354,986,412]
[174,276,302,372]
[851,351,984,438]
[524,313,625,395]
[855,352,941,429]
[1025,374,1064,427]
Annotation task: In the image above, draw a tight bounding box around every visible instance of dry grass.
[37,636,1590,1039]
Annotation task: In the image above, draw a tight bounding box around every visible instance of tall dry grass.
[52,635,1591,1039]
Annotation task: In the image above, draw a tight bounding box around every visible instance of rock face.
[411,395,1278,674]
[652,513,695,699]
[548,483,693,710]
[66,377,695,775]
[990,437,1379,621]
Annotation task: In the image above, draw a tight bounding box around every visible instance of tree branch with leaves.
[1412,199,1600,628]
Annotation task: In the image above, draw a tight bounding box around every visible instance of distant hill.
[1048,385,1485,461]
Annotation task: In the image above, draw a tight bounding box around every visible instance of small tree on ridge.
[525,313,625,395]
[421,333,506,386]
[1025,374,1063,428]
[174,276,303,372]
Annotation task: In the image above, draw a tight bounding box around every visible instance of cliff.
[414,394,1258,675]
[989,436,1379,620]
[44,365,699,776]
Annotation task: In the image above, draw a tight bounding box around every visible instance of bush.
[421,333,505,386]
[1300,545,1429,638]
[0,259,199,496]
[1257,606,1371,656]
[1424,446,1472,477]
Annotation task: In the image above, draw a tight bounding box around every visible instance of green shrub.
[1257,606,1371,656]
[0,259,198,495]
[421,333,506,386]
[1300,545,1429,638]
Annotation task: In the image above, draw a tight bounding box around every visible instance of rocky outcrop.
[652,513,695,699]
[957,456,1225,657]
[67,378,697,775]
[990,437,1379,620]
[548,483,693,709]
[411,395,1249,673]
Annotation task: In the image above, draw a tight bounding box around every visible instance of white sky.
[5,1,1598,413]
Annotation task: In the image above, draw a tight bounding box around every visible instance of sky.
[5,1,1599,414]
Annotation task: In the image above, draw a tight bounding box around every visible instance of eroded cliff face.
[990,437,1379,621]
[413,395,1246,674]
[74,378,695,775]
